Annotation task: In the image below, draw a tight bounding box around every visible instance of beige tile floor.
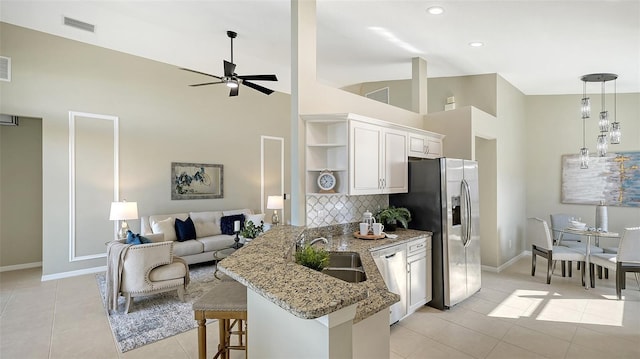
[1,256,639,358]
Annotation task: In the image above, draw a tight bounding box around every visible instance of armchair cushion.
[175,217,197,242]
[148,261,188,282]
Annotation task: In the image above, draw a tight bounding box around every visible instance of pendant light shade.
[579,147,589,169]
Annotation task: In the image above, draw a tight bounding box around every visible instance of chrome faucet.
[308,237,328,247]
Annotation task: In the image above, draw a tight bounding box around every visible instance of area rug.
[96,262,220,352]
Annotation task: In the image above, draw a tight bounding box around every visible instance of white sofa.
[141,208,264,265]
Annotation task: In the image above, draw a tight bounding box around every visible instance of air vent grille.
[365,87,390,105]
[0,56,10,82]
[0,114,19,126]
[63,16,95,33]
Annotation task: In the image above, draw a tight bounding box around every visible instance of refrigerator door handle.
[461,179,472,248]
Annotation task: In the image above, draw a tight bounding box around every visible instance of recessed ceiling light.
[469,42,484,47]
[427,6,444,15]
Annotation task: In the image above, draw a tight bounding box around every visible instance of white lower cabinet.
[408,238,431,313]
[372,235,432,325]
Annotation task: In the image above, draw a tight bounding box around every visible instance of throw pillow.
[126,230,152,245]
[220,214,245,235]
[190,211,222,237]
[151,217,177,241]
[174,217,197,242]
[245,213,265,225]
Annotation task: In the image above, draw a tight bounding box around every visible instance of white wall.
[291,0,425,225]
[0,23,291,276]
[525,92,640,248]
[424,75,527,269]
[0,117,43,268]
[495,76,527,265]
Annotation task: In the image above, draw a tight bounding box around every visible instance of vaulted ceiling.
[1,1,638,96]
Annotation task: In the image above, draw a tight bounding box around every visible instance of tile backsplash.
[306,194,388,228]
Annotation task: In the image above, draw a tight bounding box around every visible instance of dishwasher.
[372,244,407,325]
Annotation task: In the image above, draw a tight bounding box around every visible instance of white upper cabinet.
[303,113,443,196]
[407,130,444,159]
[349,120,407,195]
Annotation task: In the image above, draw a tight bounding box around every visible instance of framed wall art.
[171,162,223,200]
[561,151,640,207]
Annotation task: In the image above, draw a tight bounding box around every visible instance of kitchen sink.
[322,252,367,283]
[322,268,367,283]
[327,251,362,269]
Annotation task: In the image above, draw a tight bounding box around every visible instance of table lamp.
[266,195,284,226]
[109,200,139,239]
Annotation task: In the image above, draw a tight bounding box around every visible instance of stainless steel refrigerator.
[390,158,481,310]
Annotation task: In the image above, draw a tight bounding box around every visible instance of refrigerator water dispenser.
[451,196,461,226]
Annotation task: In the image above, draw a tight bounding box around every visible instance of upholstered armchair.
[110,239,189,313]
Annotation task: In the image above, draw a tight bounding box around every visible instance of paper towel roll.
[596,201,608,232]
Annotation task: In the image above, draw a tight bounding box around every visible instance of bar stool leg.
[196,317,207,359]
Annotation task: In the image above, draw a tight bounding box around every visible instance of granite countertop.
[218,225,431,323]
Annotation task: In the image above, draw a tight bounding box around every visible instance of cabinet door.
[382,128,408,194]
[408,133,429,158]
[426,137,442,158]
[408,254,428,313]
[350,121,382,195]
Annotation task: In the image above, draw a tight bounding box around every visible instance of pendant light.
[579,73,620,167]
[579,80,589,168]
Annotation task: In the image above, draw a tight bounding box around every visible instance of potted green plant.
[240,220,264,239]
[375,206,411,232]
[295,245,329,271]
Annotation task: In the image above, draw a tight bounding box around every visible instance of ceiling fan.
[180,30,278,96]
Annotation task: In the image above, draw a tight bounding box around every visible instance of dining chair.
[589,227,640,299]
[529,217,585,285]
[549,213,604,272]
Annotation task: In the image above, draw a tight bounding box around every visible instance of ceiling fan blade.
[180,67,222,80]
[229,86,239,97]
[224,60,236,77]
[190,81,224,87]
[242,80,274,95]
[237,74,278,81]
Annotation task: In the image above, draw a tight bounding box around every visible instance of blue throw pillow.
[220,214,245,235]
[175,217,197,242]
[126,230,152,245]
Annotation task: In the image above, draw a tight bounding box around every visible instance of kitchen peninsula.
[218,225,431,358]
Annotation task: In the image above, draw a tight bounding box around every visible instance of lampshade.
[266,195,284,210]
[109,201,139,220]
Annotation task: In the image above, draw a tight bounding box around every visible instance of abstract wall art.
[562,151,640,207]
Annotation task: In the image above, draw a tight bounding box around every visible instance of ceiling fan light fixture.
[226,79,239,88]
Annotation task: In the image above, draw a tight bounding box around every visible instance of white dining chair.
[589,227,640,299]
[529,217,586,285]
[549,213,604,275]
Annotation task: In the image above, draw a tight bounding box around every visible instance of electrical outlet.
[509,239,512,249]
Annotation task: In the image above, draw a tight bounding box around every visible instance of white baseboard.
[41,265,106,281]
[481,251,528,273]
[0,261,42,272]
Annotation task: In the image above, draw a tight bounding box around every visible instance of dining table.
[554,227,620,289]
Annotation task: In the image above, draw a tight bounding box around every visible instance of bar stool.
[193,280,247,359]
